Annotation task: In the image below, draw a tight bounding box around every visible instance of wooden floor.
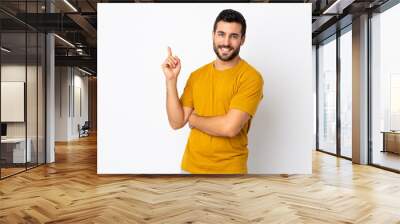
[1,163,45,178]
[1,134,400,223]
[0,167,26,178]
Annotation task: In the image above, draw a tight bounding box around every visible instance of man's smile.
[219,46,233,54]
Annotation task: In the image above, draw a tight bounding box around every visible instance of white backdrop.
[1,82,25,122]
[98,3,313,174]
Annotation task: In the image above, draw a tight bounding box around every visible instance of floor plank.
[1,133,400,223]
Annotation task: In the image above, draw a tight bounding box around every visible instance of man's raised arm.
[162,47,193,129]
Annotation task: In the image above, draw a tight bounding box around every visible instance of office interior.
[0,0,400,222]
[0,0,97,179]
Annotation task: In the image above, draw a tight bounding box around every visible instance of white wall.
[55,67,89,141]
[72,72,89,138]
[98,3,313,174]
[55,67,69,141]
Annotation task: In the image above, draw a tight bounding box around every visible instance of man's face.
[213,21,245,62]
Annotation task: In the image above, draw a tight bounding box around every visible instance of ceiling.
[0,0,394,75]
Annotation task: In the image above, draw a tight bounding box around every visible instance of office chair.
[79,121,90,138]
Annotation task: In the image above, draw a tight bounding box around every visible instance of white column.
[352,14,369,164]
[46,1,55,163]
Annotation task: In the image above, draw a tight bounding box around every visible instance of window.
[371,2,400,171]
[318,36,337,154]
[340,28,352,158]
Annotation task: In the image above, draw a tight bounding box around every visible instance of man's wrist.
[166,78,178,91]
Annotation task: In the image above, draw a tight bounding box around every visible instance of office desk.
[1,138,32,164]
[381,131,400,154]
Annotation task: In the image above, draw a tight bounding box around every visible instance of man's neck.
[213,56,241,71]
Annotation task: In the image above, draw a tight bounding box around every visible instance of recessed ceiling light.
[78,67,93,76]
[322,0,354,15]
[1,47,11,53]
[63,0,78,12]
[54,34,75,48]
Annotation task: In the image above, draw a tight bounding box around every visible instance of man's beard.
[213,42,240,62]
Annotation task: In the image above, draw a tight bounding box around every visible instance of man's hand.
[161,47,181,81]
[188,111,197,129]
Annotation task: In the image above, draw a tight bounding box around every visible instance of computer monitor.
[1,123,7,137]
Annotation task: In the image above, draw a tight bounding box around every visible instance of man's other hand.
[188,111,197,129]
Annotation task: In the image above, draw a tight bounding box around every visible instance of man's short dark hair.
[213,9,246,37]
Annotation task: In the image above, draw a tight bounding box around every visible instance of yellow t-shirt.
[180,59,264,174]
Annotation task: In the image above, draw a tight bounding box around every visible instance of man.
[161,9,263,174]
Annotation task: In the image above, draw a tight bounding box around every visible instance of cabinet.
[382,131,400,154]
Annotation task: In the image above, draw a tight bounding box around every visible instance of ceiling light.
[63,0,78,12]
[323,0,341,14]
[54,34,75,48]
[322,0,355,15]
[1,47,11,53]
[78,67,93,76]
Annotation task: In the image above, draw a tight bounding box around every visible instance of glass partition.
[0,1,46,179]
[0,31,28,177]
[317,36,337,155]
[27,31,38,169]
